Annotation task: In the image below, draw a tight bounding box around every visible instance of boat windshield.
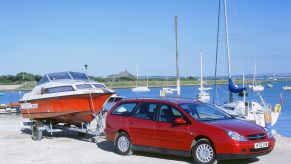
[69,72,89,81]
[179,103,232,121]
[38,72,89,85]
[48,72,71,80]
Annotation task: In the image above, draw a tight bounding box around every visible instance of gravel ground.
[0,114,290,164]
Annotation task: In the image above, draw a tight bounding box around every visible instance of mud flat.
[0,115,290,164]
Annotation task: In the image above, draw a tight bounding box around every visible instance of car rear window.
[112,102,137,116]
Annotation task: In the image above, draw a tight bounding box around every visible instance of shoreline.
[0,79,283,91]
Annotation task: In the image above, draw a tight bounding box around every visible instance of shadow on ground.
[96,139,260,164]
[20,128,97,142]
[20,129,261,164]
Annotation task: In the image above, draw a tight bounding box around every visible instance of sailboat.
[252,62,264,92]
[196,51,211,102]
[132,64,150,92]
[273,74,278,81]
[216,0,280,127]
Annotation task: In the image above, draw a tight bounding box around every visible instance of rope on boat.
[89,91,105,139]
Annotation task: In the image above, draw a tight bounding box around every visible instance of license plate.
[254,142,268,149]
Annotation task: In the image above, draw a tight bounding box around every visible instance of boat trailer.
[21,113,106,141]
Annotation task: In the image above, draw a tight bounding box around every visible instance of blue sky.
[0,0,290,77]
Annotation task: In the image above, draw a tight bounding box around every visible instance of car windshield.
[179,103,232,121]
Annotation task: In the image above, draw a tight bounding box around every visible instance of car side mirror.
[174,118,186,124]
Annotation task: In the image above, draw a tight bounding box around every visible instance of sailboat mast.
[243,72,246,103]
[175,16,181,96]
[223,0,231,78]
[223,0,233,102]
[136,64,139,87]
[253,61,257,85]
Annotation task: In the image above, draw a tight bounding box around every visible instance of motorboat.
[0,102,21,114]
[20,71,115,126]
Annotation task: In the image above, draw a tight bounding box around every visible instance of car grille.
[246,133,266,140]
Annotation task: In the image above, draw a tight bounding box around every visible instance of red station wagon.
[105,98,275,163]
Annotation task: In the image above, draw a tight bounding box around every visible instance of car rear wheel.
[192,139,216,164]
[115,132,132,155]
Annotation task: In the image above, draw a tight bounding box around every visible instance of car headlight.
[226,130,247,141]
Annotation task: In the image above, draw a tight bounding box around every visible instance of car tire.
[115,132,132,155]
[192,139,216,164]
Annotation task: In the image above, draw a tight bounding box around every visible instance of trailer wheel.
[31,124,42,140]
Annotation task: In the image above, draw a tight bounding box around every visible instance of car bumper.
[217,149,272,160]
[216,137,275,160]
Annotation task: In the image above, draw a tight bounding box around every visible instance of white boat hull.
[252,85,264,92]
[221,101,281,127]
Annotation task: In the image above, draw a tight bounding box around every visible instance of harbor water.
[1,81,290,137]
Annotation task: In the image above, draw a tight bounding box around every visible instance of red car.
[105,98,275,163]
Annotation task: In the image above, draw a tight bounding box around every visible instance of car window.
[112,103,137,116]
[132,102,158,120]
[180,103,232,121]
[158,104,183,123]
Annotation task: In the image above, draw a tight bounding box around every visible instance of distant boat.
[273,74,278,81]
[251,62,264,92]
[132,64,150,93]
[283,86,291,90]
[253,85,264,91]
[0,102,20,114]
[196,51,211,102]
[0,107,19,114]
[267,84,273,88]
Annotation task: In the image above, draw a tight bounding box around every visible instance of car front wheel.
[192,139,216,164]
[115,132,132,155]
